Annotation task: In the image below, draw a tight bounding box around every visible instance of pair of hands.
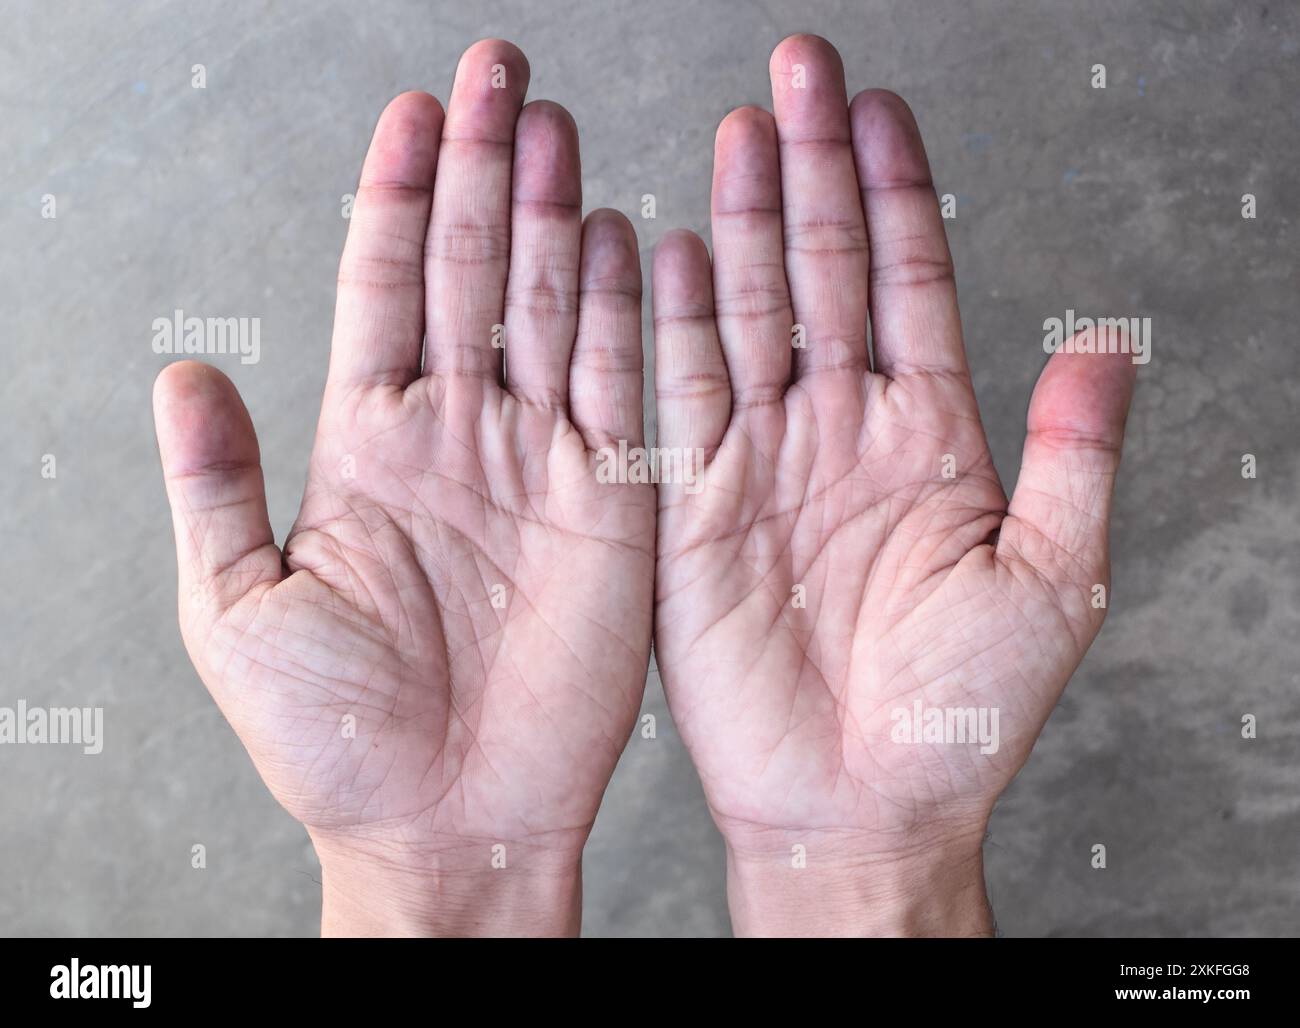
[153,35,1136,936]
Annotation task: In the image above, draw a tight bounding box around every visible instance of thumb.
[153,361,281,621]
[999,326,1138,596]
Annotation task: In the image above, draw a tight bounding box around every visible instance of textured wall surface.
[2,0,1296,937]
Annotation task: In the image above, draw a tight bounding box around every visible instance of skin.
[153,41,653,936]
[652,35,1136,935]
[154,34,1136,938]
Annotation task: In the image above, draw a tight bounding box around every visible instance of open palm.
[652,36,1136,903]
[153,42,652,933]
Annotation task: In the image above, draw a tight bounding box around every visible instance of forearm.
[723,827,993,937]
[313,835,583,937]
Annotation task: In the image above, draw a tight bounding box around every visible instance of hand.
[152,40,653,937]
[652,35,1137,936]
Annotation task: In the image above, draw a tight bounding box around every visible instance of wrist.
[722,824,993,937]
[312,833,583,937]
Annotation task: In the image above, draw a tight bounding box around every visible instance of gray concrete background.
[2,0,1297,936]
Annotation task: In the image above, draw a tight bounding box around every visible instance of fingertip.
[513,99,582,206]
[380,90,445,128]
[849,88,929,179]
[153,359,232,412]
[1030,329,1140,447]
[849,87,914,127]
[584,205,637,240]
[716,104,776,148]
[362,91,444,185]
[517,98,578,139]
[583,207,640,271]
[653,231,713,307]
[769,34,850,134]
[455,38,530,99]
[712,107,780,220]
[770,33,842,76]
[461,37,529,72]
[654,228,709,274]
[714,106,778,181]
[152,361,258,476]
